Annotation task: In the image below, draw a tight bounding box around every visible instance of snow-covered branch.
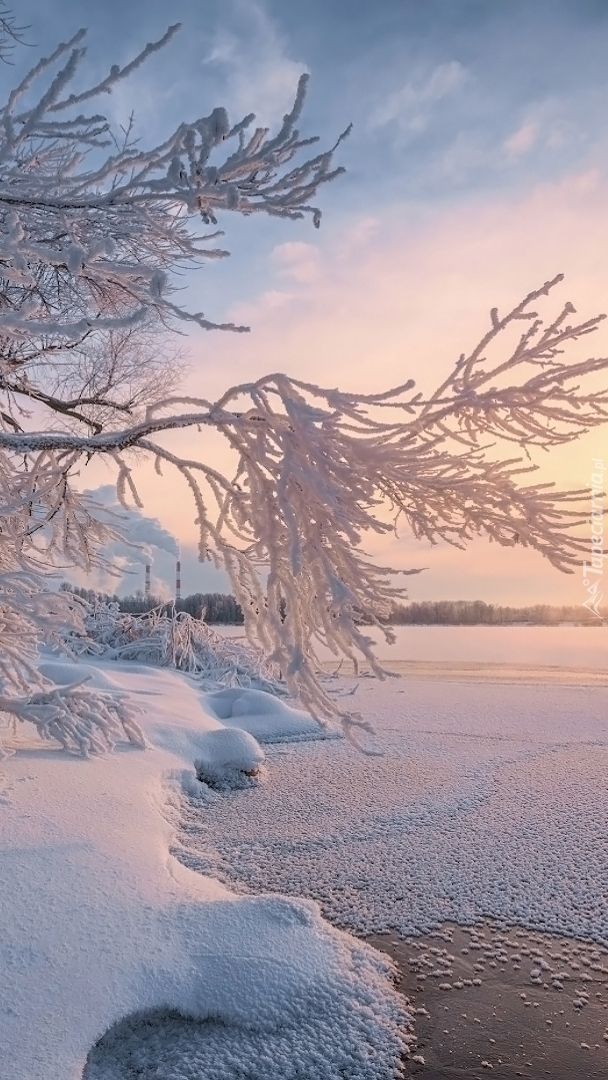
[0,19,606,733]
[0,680,145,758]
[3,277,605,718]
[0,27,346,357]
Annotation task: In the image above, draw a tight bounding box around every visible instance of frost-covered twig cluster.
[0,22,344,725]
[0,677,145,758]
[34,275,605,716]
[68,603,284,695]
[0,546,148,755]
[0,23,606,729]
[0,24,344,355]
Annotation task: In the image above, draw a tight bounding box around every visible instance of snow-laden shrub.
[66,604,285,696]
[0,676,145,759]
[0,602,290,759]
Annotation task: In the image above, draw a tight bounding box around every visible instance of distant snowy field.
[217,623,608,669]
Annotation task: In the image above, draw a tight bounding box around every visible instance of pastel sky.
[14,0,608,606]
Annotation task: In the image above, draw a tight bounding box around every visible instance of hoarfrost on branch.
[0,22,606,746]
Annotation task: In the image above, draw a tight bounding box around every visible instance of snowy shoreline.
[3,638,608,1077]
[1,659,412,1080]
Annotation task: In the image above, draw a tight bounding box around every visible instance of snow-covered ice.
[188,672,608,943]
[217,623,608,671]
[0,659,410,1080]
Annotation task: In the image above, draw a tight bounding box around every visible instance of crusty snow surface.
[185,674,608,942]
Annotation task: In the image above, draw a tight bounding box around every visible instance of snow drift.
[0,660,411,1080]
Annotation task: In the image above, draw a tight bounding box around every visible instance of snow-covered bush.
[0,582,146,757]
[67,603,284,695]
[0,677,145,759]
[0,16,606,737]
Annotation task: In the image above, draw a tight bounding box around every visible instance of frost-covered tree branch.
[3,278,608,721]
[0,20,606,742]
[0,23,347,359]
[0,680,145,758]
[0,19,351,744]
[0,2,26,64]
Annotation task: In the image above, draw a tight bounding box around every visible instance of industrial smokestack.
[145,563,151,600]
[175,559,181,602]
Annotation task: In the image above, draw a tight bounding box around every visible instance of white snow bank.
[85,993,409,1080]
[204,686,322,742]
[0,660,411,1080]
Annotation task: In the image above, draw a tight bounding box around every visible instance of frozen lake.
[341,624,607,668]
[181,629,608,947]
[184,673,608,945]
[218,623,608,673]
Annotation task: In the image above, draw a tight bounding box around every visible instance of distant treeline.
[59,586,599,626]
[60,585,244,624]
[386,600,599,626]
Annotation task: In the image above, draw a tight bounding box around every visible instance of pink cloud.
[271,241,322,283]
[504,120,539,157]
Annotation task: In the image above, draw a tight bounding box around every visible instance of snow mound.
[85,943,411,1080]
[82,898,413,1080]
[80,899,412,1080]
[145,709,265,791]
[193,727,265,789]
[204,687,323,742]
